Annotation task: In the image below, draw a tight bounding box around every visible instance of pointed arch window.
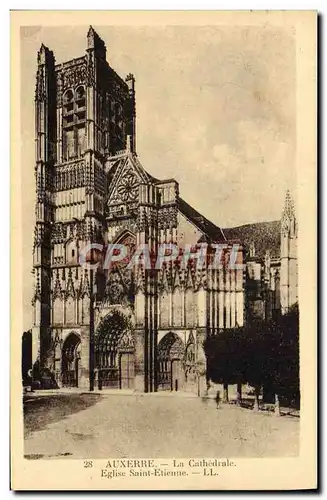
[62,86,86,161]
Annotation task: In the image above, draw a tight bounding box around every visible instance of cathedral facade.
[31,27,297,395]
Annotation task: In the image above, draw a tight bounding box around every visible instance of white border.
[4,3,323,498]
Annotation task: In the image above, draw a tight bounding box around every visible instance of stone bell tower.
[32,27,137,387]
[31,27,244,395]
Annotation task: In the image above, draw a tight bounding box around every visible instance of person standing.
[215,390,221,409]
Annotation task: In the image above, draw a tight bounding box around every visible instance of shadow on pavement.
[23,393,102,438]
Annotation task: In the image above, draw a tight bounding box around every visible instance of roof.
[107,152,227,243]
[178,197,226,242]
[107,152,282,254]
[223,221,281,259]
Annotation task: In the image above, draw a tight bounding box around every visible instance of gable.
[107,154,150,207]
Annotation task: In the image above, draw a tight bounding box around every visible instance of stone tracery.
[32,27,297,396]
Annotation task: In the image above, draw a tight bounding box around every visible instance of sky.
[20,24,296,329]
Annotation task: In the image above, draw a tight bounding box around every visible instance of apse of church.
[32,27,245,395]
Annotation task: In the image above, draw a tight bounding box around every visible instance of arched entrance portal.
[61,332,81,387]
[157,333,185,391]
[95,311,135,390]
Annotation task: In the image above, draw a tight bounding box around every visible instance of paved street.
[24,393,299,459]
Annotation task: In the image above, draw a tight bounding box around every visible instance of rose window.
[117,173,138,202]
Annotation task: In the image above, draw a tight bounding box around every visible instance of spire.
[281,190,297,236]
[282,190,295,220]
[87,25,96,38]
[37,43,55,65]
[87,25,106,58]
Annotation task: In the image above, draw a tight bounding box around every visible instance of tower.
[32,44,56,367]
[280,190,298,314]
[32,27,137,387]
[31,27,244,395]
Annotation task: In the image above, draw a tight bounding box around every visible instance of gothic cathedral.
[32,27,297,395]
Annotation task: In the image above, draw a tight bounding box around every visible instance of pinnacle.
[282,190,295,220]
[87,25,95,36]
[38,43,51,53]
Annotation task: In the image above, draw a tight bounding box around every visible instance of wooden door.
[120,352,135,389]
